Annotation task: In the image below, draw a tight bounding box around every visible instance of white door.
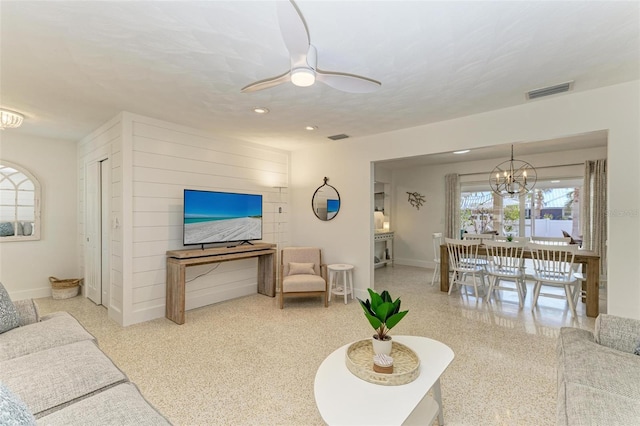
[85,161,101,304]
[100,159,110,306]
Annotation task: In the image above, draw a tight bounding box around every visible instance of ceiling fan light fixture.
[0,109,25,130]
[290,68,316,87]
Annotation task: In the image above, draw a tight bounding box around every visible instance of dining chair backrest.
[529,236,571,246]
[528,243,578,279]
[432,232,443,262]
[463,233,491,241]
[445,238,481,270]
[484,240,526,270]
[494,236,528,243]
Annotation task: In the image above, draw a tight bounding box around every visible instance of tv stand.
[165,243,276,325]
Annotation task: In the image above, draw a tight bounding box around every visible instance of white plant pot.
[372,335,392,355]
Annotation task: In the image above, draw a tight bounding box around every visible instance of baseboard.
[8,286,51,300]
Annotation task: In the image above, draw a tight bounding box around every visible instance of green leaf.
[385,310,408,330]
[390,298,401,315]
[357,298,374,316]
[380,290,392,303]
[368,288,383,310]
[375,301,394,322]
[364,312,382,331]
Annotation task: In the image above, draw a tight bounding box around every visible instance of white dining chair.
[430,233,443,286]
[529,236,571,245]
[494,236,528,243]
[528,243,580,316]
[445,238,486,298]
[484,240,527,307]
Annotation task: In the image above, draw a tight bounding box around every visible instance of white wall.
[80,112,290,326]
[0,133,78,299]
[392,146,607,268]
[290,80,640,319]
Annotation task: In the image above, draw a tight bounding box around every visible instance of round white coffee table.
[314,335,454,425]
[327,264,354,304]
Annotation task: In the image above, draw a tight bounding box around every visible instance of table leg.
[440,245,449,293]
[328,270,334,302]
[586,258,600,318]
[166,261,186,325]
[342,271,348,304]
[348,269,354,301]
[433,378,444,425]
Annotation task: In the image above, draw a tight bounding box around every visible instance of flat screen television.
[183,189,262,246]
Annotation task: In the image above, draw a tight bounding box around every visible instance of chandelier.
[489,145,537,197]
[0,109,25,130]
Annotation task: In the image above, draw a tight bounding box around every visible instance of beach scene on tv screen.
[184,191,262,244]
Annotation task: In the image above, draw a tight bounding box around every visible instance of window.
[0,161,41,241]
[460,179,582,240]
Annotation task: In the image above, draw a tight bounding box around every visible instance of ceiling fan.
[241,0,381,94]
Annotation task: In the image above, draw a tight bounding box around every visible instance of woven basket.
[49,277,82,299]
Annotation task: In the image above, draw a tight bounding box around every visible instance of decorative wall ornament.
[406,192,425,210]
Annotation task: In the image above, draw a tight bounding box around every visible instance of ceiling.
[1,1,638,152]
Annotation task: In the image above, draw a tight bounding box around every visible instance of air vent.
[327,134,349,141]
[526,81,574,100]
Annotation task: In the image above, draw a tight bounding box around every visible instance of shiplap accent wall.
[80,112,290,326]
[78,113,124,325]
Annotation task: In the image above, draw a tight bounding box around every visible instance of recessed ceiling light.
[551,180,561,183]
[253,107,269,114]
[305,125,318,131]
[453,150,470,154]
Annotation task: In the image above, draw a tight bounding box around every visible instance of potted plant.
[358,289,409,355]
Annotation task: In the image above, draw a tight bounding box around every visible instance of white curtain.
[582,159,607,271]
[444,173,460,239]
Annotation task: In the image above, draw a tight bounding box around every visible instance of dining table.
[439,243,601,317]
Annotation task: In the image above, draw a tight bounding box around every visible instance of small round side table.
[327,264,354,304]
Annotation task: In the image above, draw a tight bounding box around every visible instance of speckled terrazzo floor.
[34,265,605,426]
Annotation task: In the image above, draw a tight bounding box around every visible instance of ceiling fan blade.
[241,71,291,93]
[316,70,381,94]
[276,0,310,62]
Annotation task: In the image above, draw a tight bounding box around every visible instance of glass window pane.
[0,205,15,221]
[0,190,16,205]
[17,206,35,221]
[19,180,34,191]
[0,180,14,190]
[16,190,34,205]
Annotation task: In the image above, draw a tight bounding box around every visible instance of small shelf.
[374,231,394,268]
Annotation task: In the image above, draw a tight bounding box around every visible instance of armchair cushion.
[282,274,326,293]
[288,262,316,276]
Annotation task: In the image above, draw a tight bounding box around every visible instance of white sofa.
[557,314,640,425]
[0,289,171,425]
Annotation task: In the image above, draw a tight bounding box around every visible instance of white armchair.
[280,247,328,309]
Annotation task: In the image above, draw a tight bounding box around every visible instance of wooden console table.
[166,243,276,325]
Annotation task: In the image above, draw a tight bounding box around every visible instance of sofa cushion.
[0,312,95,361]
[0,381,36,426]
[36,382,171,426]
[0,340,127,418]
[595,314,640,354]
[557,326,640,425]
[0,282,20,334]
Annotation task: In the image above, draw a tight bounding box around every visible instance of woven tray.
[345,339,420,386]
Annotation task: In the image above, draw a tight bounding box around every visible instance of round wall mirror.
[312,177,341,221]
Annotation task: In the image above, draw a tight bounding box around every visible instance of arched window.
[0,161,41,241]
